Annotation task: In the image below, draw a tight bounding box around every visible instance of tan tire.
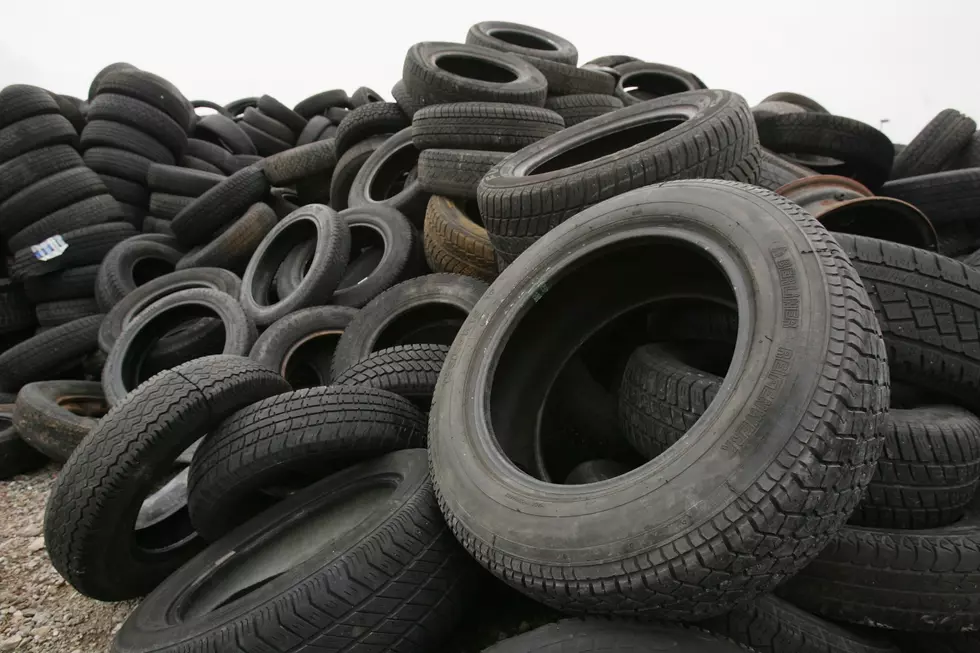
[423,195,496,283]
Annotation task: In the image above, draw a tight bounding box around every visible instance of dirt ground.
[0,465,136,653]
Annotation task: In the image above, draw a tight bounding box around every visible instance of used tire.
[6,194,123,252]
[293,88,350,119]
[44,355,289,601]
[484,620,748,652]
[333,343,448,409]
[411,102,564,151]
[0,166,108,239]
[256,94,307,136]
[423,195,496,283]
[524,55,615,96]
[87,93,187,156]
[95,68,191,131]
[418,149,507,199]
[10,222,137,281]
[0,315,103,393]
[0,114,78,163]
[891,109,975,180]
[430,180,888,620]
[170,164,269,247]
[80,120,175,165]
[176,202,277,274]
[248,306,356,387]
[13,380,106,462]
[146,163,224,196]
[880,169,980,227]
[95,237,183,310]
[331,273,488,378]
[465,21,578,65]
[544,93,624,126]
[348,127,429,225]
[193,114,255,155]
[23,264,99,303]
[329,134,386,211]
[757,148,816,190]
[614,61,706,104]
[262,138,337,186]
[147,193,192,220]
[83,146,154,184]
[35,297,100,326]
[334,101,408,155]
[0,145,84,205]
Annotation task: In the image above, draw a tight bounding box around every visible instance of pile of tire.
[0,18,979,653]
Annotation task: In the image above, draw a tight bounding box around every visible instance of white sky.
[1,0,976,143]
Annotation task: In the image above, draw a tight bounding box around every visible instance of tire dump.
[1,18,979,653]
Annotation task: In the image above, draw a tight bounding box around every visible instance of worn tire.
[544,94,624,126]
[423,196,496,283]
[80,120,175,165]
[87,93,187,156]
[614,61,706,104]
[412,102,563,151]
[0,114,78,163]
[95,237,182,310]
[83,146,154,184]
[0,145,84,205]
[13,380,105,462]
[0,315,103,393]
[465,21,578,65]
[880,169,980,227]
[248,306,357,387]
[418,149,506,199]
[170,165,269,247]
[0,166,108,239]
[10,222,137,280]
[329,134,386,211]
[176,202,277,274]
[334,102,408,155]
[332,343,448,409]
[35,297,100,326]
[891,109,976,180]
[256,94,307,136]
[348,127,429,226]
[262,139,337,186]
[192,114,256,155]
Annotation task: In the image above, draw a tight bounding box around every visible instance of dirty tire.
[0,315,103,393]
[95,237,182,310]
[176,202,277,273]
[35,297,100,326]
[248,306,357,386]
[423,196,496,283]
[891,109,976,180]
[170,165,269,247]
[411,102,564,151]
[523,55,615,96]
[262,139,337,186]
[544,94,624,126]
[333,343,449,408]
[484,620,749,652]
[418,149,507,199]
[334,102,408,155]
[614,61,707,105]
[465,21,578,65]
[347,127,429,225]
[329,135,386,211]
[13,380,105,462]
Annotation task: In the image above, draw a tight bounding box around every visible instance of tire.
[0,314,103,393]
[187,385,426,539]
[778,511,980,632]
[348,127,429,225]
[80,120,175,165]
[430,179,888,620]
[0,114,78,163]
[329,134,386,211]
[170,164,269,247]
[87,94,187,156]
[423,195,496,283]
[44,355,289,601]
[411,102,564,151]
[256,94,307,136]
[466,21,578,65]
[95,237,182,310]
[23,264,99,302]
[12,380,105,462]
[295,114,331,146]
[350,85,383,107]
[614,61,706,104]
[334,101,408,155]
[952,131,980,170]
[0,280,35,335]
[544,93,624,126]
[418,149,506,199]
[112,450,469,653]
[240,204,350,326]
[835,234,980,412]
[484,620,748,652]
[88,62,137,101]
[83,146,154,184]
[523,55,615,96]
[239,121,292,156]
[223,96,258,117]
[293,88,350,119]
[564,460,633,484]
[248,306,357,386]
[146,163,224,196]
[102,288,258,405]
[35,297,100,326]
[703,594,900,653]
[0,145,84,205]
[176,202,277,274]
[184,138,238,175]
[242,107,295,143]
[0,84,61,130]
[756,148,816,190]
[179,154,223,175]
[849,406,980,530]
[756,113,893,190]
[402,42,548,108]
[891,109,976,180]
[94,68,191,131]
[6,195,122,252]
[99,173,149,207]
[10,222,137,281]
[0,166,108,239]
[895,634,980,653]
[763,91,829,113]
[391,80,422,118]
[190,99,230,118]
[192,114,256,155]
[330,273,487,378]
[478,90,761,265]
[880,169,980,227]
[586,54,641,67]
[263,139,337,186]
[148,193,192,219]
[332,343,448,409]
[98,267,241,358]
[141,216,175,237]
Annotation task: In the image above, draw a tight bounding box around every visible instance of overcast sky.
[1,0,975,143]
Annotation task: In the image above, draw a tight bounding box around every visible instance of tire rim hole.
[374,303,469,351]
[622,72,691,101]
[132,256,177,287]
[56,395,108,418]
[282,330,344,389]
[338,225,385,289]
[487,29,558,52]
[434,54,519,83]
[251,219,319,306]
[368,145,420,202]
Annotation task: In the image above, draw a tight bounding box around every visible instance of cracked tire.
[12,380,105,462]
[423,196,496,283]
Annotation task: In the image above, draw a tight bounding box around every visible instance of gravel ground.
[0,465,136,653]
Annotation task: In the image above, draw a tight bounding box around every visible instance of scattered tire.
[484,620,749,652]
[411,102,564,151]
[329,134,386,211]
[891,109,976,179]
[13,380,106,461]
[614,61,707,104]
[95,236,183,310]
[176,202,277,273]
[35,297,100,326]
[334,101,408,155]
[423,195,496,283]
[544,93,624,126]
[465,21,578,65]
[170,164,269,247]
[333,343,449,408]
[248,306,357,387]
[418,149,507,199]
[347,127,429,224]
[0,315,103,392]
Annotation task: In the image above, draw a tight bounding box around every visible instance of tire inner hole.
[435,54,519,83]
[282,330,344,389]
[132,256,177,287]
[621,72,692,101]
[374,303,469,351]
[338,225,385,289]
[369,145,420,202]
[57,395,108,419]
[251,219,319,306]
[487,29,558,51]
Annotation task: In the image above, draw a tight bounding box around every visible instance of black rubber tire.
[334,102,408,156]
[141,216,175,237]
[0,145,84,205]
[293,89,351,119]
[836,234,980,412]
[402,42,548,108]
[0,114,78,164]
[485,620,747,652]
[0,84,61,130]
[242,107,295,143]
[190,100,231,119]
[179,155,223,175]
[763,91,828,113]
[585,54,641,67]
[391,80,422,118]
[170,164,269,247]
[87,94,187,156]
[891,109,976,180]
[176,202,277,274]
[12,380,105,462]
[263,139,337,186]
[614,61,707,105]
[348,127,429,226]
[112,449,468,653]
[52,92,86,133]
[187,385,426,540]
[329,134,386,211]
[478,90,761,265]
[248,305,357,386]
[757,148,816,190]
[94,68,192,132]
[192,113,256,155]
[256,94,307,136]
[430,179,887,620]
[23,264,99,303]
[102,288,258,405]
[239,120,292,156]
[10,222,137,281]
[99,173,149,207]
[703,594,900,653]
[146,163,224,196]
[756,113,893,190]
[184,138,238,175]
[0,166,108,239]
[350,86,384,107]
[778,511,980,633]
[524,55,615,96]
[35,297,100,326]
[880,169,980,227]
[80,120,176,165]
[331,273,487,378]
[44,355,289,601]
[98,267,241,361]
[0,314,103,393]
[894,633,980,653]
[563,460,632,484]
[95,237,182,310]
[83,146,154,184]
[88,62,137,101]
[295,114,331,146]
[0,279,35,335]
[0,425,47,480]
[466,20,577,65]
[423,195,496,283]
[332,343,448,409]
[223,96,259,117]
[849,406,980,530]
[418,149,506,199]
[6,195,123,252]
[952,131,980,170]
[412,102,563,151]
[148,193,192,220]
[544,93,624,126]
